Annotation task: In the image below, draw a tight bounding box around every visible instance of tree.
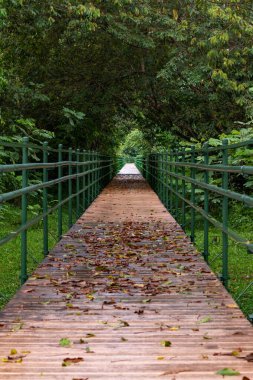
[1,1,253,152]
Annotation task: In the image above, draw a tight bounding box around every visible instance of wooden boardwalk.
[0,164,253,380]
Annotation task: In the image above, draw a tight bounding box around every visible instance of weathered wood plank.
[0,165,252,379]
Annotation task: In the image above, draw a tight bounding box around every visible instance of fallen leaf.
[22,288,35,293]
[142,299,151,303]
[59,338,71,347]
[117,320,129,328]
[62,357,84,366]
[114,304,129,310]
[7,355,24,363]
[86,333,96,338]
[169,326,180,331]
[161,340,172,347]
[11,323,24,332]
[79,339,87,344]
[85,346,94,353]
[198,316,212,324]
[226,304,238,309]
[3,350,28,364]
[239,353,253,362]
[103,299,115,306]
[216,368,240,376]
[134,308,144,315]
[203,333,212,340]
[231,350,240,357]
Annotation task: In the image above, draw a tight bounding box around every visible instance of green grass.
[0,205,69,309]
[192,205,253,318]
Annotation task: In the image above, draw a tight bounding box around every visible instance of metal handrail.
[0,137,122,284]
[136,139,253,291]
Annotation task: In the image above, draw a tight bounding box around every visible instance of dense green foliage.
[1,1,253,151]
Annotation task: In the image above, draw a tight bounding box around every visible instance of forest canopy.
[1,0,253,153]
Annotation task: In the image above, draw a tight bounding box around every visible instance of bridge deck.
[0,164,253,379]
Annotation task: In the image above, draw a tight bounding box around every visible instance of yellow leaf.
[172,9,178,21]
[226,304,238,309]
[169,326,180,331]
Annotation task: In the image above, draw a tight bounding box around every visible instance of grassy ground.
[192,204,253,318]
[0,205,69,309]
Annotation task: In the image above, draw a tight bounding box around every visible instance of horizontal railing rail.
[0,137,123,286]
[136,138,253,316]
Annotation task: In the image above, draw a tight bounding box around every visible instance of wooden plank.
[0,165,252,379]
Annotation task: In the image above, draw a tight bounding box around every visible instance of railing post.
[158,154,160,197]
[181,147,186,230]
[150,155,153,188]
[58,144,63,240]
[169,149,173,214]
[158,154,160,195]
[101,154,104,189]
[203,142,209,262]
[96,152,99,196]
[175,149,179,220]
[21,137,29,284]
[165,151,169,209]
[68,147,73,228]
[82,150,86,211]
[155,154,158,193]
[162,153,166,204]
[154,154,156,190]
[148,155,151,185]
[76,149,80,218]
[162,154,164,202]
[221,139,229,288]
[145,156,148,181]
[87,151,91,205]
[94,152,96,197]
[93,152,96,198]
[153,154,156,191]
[99,153,101,191]
[43,141,49,257]
[152,154,155,189]
[190,146,196,243]
[110,154,113,181]
[90,152,94,201]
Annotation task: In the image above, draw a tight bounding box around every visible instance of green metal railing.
[136,139,253,310]
[0,138,121,285]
